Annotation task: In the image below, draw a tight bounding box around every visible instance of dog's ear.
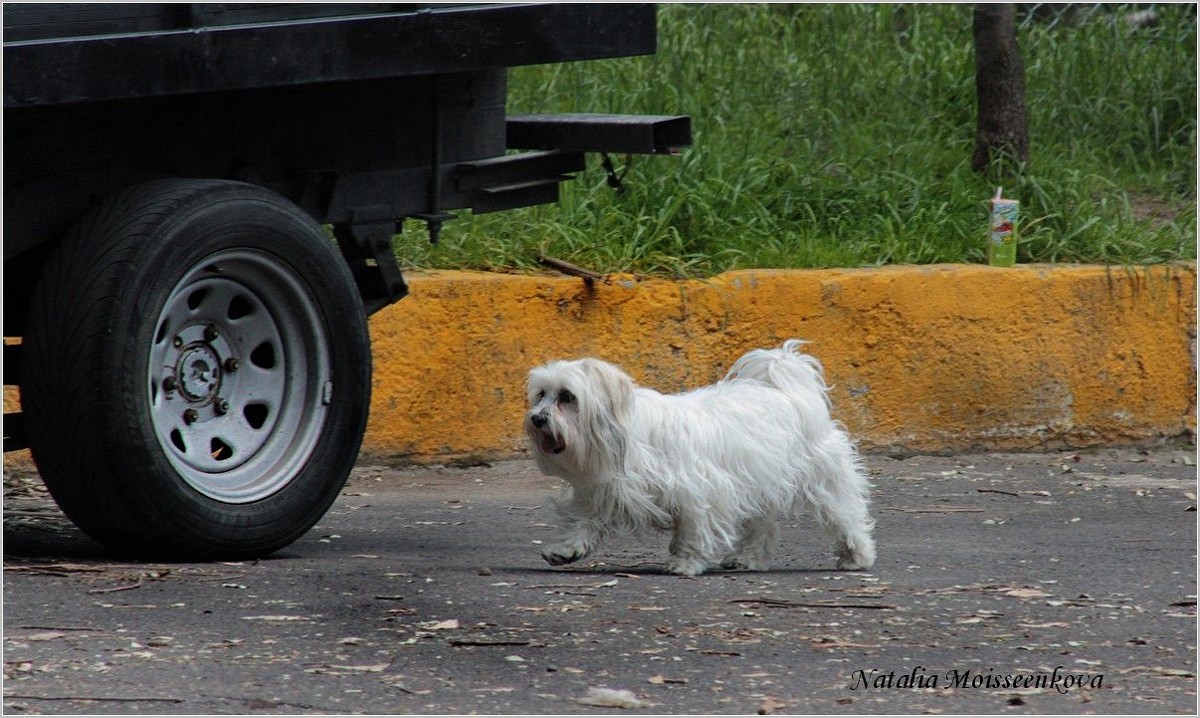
[578,358,634,423]
[575,358,634,476]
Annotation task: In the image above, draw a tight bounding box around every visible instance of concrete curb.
[365,263,1196,458]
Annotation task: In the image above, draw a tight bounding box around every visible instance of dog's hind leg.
[830,520,875,571]
[719,517,779,571]
[808,438,877,571]
[813,486,876,571]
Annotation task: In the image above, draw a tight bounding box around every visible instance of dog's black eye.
[558,390,575,404]
[534,390,545,402]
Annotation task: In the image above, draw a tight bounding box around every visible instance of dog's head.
[525,357,633,481]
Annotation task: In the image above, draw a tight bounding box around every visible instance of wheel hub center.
[176,343,222,402]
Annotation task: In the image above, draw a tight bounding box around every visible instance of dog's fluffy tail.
[723,339,831,410]
[726,339,876,569]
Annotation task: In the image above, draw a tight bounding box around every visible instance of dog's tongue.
[539,432,565,454]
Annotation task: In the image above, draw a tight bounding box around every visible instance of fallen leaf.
[577,687,644,709]
[758,696,787,715]
[648,674,688,685]
[418,619,459,631]
[811,637,883,649]
[304,663,389,675]
[343,663,389,672]
[1019,621,1070,629]
[1005,588,1052,599]
[16,631,67,642]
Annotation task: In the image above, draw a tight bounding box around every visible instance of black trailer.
[3,3,690,559]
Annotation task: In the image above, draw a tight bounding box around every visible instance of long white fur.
[524,340,877,576]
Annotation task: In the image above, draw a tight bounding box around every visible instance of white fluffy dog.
[524,340,876,576]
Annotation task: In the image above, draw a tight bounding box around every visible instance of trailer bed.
[5,4,656,106]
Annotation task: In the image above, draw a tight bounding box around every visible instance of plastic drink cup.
[987,189,1019,267]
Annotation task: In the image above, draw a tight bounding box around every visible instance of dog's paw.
[836,556,871,571]
[542,543,588,566]
[835,544,876,571]
[719,556,769,571]
[665,556,708,576]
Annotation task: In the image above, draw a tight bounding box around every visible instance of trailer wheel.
[22,179,371,559]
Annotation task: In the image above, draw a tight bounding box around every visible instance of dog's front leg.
[542,519,604,566]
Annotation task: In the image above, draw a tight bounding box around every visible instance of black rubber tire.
[22,179,371,559]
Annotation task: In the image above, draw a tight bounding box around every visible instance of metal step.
[506,113,692,155]
[455,150,584,192]
[467,177,565,215]
[455,150,585,215]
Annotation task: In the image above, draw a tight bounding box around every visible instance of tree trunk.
[972,4,1029,176]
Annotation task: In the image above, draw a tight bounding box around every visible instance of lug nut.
[214,398,230,416]
[162,376,178,393]
[173,336,184,349]
[223,357,240,373]
[183,408,199,424]
[204,324,219,342]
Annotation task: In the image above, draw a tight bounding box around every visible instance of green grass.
[395,4,1195,276]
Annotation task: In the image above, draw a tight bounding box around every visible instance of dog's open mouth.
[538,430,566,455]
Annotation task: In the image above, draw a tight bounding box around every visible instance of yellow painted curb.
[365,263,1196,458]
[4,263,1194,467]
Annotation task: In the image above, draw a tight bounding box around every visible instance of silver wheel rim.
[147,249,331,503]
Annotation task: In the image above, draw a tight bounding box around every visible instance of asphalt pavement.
[3,446,1196,715]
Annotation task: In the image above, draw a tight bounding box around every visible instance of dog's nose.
[531,413,548,429]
